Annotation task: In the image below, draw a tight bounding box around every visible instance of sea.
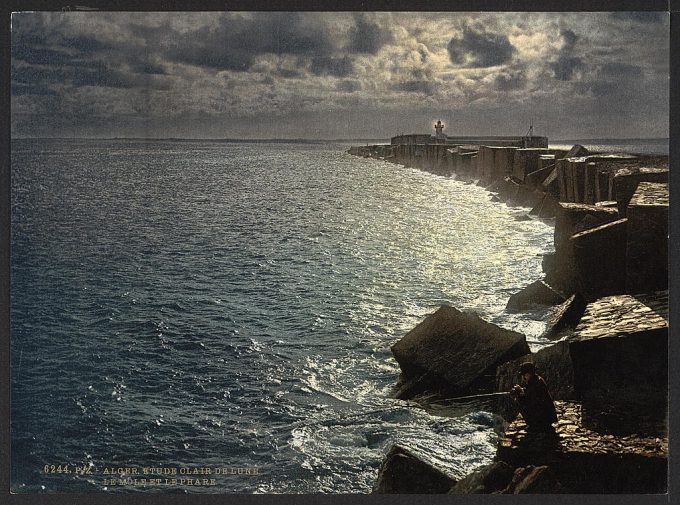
[11,137,655,494]
[550,138,668,156]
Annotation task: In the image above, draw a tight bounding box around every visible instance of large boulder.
[374,445,456,494]
[448,461,514,494]
[506,280,566,313]
[391,305,530,399]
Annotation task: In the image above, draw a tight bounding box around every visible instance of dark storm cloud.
[447,27,516,67]
[609,12,665,24]
[61,35,111,54]
[165,13,336,72]
[577,62,645,97]
[549,29,583,81]
[494,70,526,91]
[12,56,169,93]
[599,61,644,78]
[276,68,303,79]
[336,80,362,92]
[9,12,669,140]
[129,60,167,75]
[551,56,584,81]
[12,45,72,66]
[70,65,136,88]
[346,14,392,54]
[575,60,646,99]
[560,29,578,52]
[392,80,435,95]
[309,56,353,77]
[11,23,111,63]
[12,82,58,96]
[12,63,66,85]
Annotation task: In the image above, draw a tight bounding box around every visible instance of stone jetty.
[349,132,668,494]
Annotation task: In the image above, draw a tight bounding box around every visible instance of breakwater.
[348,140,669,494]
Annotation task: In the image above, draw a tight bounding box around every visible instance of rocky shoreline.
[347,141,669,494]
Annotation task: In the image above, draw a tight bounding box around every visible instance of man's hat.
[519,362,536,375]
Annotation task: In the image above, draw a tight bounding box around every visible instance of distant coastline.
[11,136,392,144]
[12,136,669,144]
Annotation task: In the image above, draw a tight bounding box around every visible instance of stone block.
[554,203,619,252]
[570,159,587,203]
[525,166,553,189]
[506,280,566,312]
[625,182,668,294]
[508,184,543,208]
[572,291,668,409]
[477,146,518,184]
[613,167,668,216]
[529,193,545,216]
[539,154,556,171]
[565,144,589,158]
[595,167,611,201]
[556,159,570,202]
[583,162,598,204]
[512,148,549,182]
[571,218,627,299]
[495,177,521,202]
[374,445,457,493]
[391,305,530,399]
[540,167,559,198]
[537,194,559,219]
[541,293,587,339]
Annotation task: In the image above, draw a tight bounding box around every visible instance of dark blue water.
[11,139,555,493]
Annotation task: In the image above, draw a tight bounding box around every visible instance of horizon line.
[11,136,671,143]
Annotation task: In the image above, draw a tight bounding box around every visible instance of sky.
[10,11,670,140]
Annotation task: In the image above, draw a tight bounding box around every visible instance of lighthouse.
[434,120,445,142]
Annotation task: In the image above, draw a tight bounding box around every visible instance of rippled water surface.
[11,139,554,493]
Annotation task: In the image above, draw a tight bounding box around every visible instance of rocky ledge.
[496,401,667,493]
[376,401,667,494]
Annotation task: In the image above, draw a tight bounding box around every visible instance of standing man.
[510,362,557,432]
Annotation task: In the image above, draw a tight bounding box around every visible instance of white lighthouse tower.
[434,120,445,143]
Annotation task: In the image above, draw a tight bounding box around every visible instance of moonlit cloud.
[10,11,670,139]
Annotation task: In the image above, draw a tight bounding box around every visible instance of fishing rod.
[283,391,512,431]
[429,391,511,405]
